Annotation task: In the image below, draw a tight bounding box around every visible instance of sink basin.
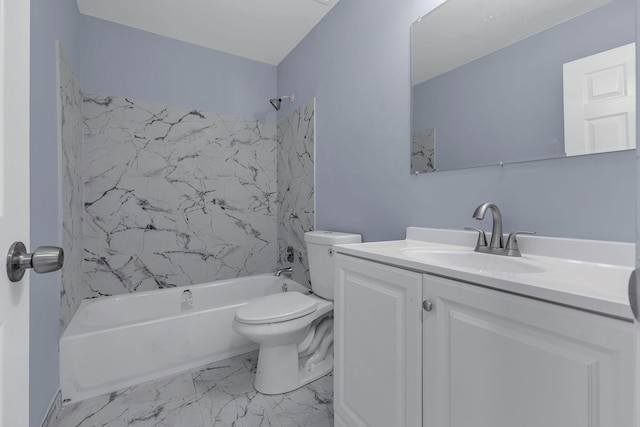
[401,248,546,274]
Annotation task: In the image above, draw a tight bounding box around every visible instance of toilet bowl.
[232,230,361,395]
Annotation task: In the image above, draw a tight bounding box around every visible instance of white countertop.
[335,227,635,320]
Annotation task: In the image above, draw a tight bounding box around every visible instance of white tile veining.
[54,352,333,427]
[411,129,435,174]
[81,93,279,297]
[58,43,85,336]
[277,99,315,287]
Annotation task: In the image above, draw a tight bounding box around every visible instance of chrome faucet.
[275,266,293,277]
[472,202,504,250]
[467,202,535,257]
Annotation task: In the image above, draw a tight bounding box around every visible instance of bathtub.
[60,274,308,402]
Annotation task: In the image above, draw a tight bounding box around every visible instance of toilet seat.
[235,292,318,324]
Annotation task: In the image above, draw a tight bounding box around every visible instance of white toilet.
[232,230,361,395]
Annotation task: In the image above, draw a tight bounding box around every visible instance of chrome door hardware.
[629,269,639,321]
[6,242,64,282]
[422,300,433,312]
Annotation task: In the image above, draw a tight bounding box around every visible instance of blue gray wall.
[412,0,635,170]
[277,0,636,243]
[79,15,277,121]
[30,0,80,425]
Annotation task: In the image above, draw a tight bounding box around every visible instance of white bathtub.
[60,274,308,402]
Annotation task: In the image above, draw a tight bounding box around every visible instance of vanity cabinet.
[422,274,635,427]
[334,254,422,427]
[335,253,635,427]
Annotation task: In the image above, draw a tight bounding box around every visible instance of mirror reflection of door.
[410,0,636,173]
[563,43,636,156]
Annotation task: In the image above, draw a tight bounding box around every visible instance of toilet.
[232,230,361,395]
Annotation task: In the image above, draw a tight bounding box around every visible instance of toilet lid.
[235,292,318,324]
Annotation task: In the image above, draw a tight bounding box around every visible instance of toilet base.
[254,343,334,395]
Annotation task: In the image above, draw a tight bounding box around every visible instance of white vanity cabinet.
[422,274,635,427]
[334,254,423,427]
[334,253,635,427]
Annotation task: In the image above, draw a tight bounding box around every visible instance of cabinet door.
[422,274,635,427]
[334,255,422,427]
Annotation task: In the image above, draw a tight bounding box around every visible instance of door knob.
[6,241,64,282]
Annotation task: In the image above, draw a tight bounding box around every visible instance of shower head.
[269,98,281,110]
[269,94,294,111]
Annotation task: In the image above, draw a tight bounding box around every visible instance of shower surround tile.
[277,99,315,287]
[411,129,435,173]
[82,93,277,296]
[58,43,84,336]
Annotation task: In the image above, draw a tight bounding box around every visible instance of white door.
[635,38,640,427]
[563,43,636,156]
[0,0,31,426]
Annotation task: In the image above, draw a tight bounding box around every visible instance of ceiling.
[76,0,339,66]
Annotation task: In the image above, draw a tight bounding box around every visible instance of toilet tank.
[304,231,362,300]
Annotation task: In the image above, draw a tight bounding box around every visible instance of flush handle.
[6,242,64,282]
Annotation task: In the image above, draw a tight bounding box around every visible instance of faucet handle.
[505,231,536,256]
[464,227,488,248]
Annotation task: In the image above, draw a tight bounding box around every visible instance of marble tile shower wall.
[277,100,315,287]
[58,45,84,336]
[81,94,278,297]
[411,129,435,174]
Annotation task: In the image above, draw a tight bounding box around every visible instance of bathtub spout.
[275,267,293,277]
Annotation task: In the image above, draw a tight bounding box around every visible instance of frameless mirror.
[410,0,636,173]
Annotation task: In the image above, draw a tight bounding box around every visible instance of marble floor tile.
[198,385,277,427]
[56,389,130,427]
[128,395,203,427]
[265,374,334,427]
[130,372,197,405]
[239,350,259,373]
[54,352,333,427]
